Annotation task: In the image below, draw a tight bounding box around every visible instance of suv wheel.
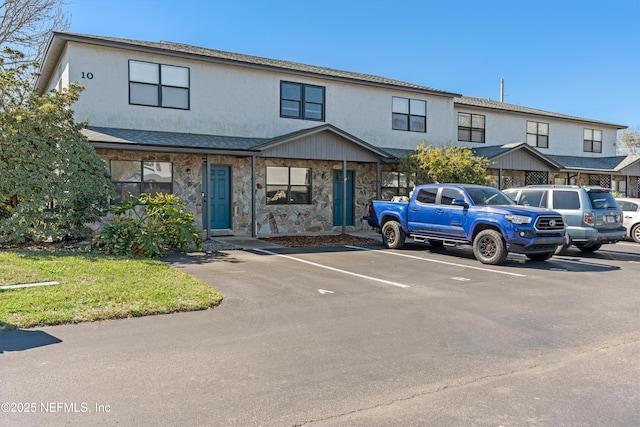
[473,229,508,265]
[576,242,602,253]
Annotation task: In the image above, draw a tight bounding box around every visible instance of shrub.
[95,193,202,258]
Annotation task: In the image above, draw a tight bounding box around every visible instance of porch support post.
[342,159,347,234]
[251,155,257,237]
[376,161,381,199]
[498,168,502,189]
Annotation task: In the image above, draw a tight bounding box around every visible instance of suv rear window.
[587,191,618,209]
[553,190,580,209]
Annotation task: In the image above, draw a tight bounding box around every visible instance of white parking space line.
[345,246,527,277]
[615,242,639,247]
[253,248,410,288]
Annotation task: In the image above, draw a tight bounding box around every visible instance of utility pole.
[500,79,509,103]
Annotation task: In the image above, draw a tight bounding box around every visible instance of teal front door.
[206,166,231,229]
[333,170,354,226]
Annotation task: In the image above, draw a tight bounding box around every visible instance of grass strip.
[0,250,222,330]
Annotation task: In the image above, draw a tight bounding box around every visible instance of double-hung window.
[110,160,173,201]
[266,166,312,205]
[583,128,602,153]
[458,113,485,143]
[392,97,426,132]
[280,81,325,121]
[526,121,549,148]
[129,60,190,109]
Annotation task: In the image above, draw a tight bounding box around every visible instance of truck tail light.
[368,203,373,216]
[583,212,595,226]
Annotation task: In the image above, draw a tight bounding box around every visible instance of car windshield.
[588,191,618,209]
[464,187,516,206]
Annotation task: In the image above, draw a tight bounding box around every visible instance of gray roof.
[455,96,626,129]
[83,127,268,152]
[39,32,460,97]
[547,154,633,171]
[83,125,396,160]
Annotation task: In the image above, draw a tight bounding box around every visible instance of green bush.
[95,193,202,258]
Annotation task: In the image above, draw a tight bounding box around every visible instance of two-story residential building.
[36,32,639,238]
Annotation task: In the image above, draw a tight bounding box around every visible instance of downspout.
[252,155,257,237]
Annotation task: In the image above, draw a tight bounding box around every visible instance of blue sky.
[66,0,639,129]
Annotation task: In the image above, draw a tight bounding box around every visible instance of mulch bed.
[259,233,381,247]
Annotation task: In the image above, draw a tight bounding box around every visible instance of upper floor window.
[583,128,602,153]
[458,113,485,143]
[392,97,426,132]
[526,121,549,148]
[129,60,190,109]
[110,160,173,201]
[280,82,325,121]
[266,166,312,205]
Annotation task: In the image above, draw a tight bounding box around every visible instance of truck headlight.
[505,214,532,225]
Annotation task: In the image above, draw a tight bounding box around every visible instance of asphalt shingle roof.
[83,127,268,151]
[52,32,459,97]
[455,96,626,129]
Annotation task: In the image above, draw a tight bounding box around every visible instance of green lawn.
[0,250,223,330]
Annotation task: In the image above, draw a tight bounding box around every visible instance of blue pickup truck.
[365,184,567,264]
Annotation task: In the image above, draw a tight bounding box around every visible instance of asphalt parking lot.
[1,238,639,426]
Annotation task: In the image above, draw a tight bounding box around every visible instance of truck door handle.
[436,209,444,214]
[410,208,418,212]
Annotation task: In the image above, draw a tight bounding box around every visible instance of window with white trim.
[129,60,190,109]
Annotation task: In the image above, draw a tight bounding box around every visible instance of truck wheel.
[631,224,640,243]
[526,252,554,261]
[473,229,508,265]
[576,242,602,253]
[381,221,405,250]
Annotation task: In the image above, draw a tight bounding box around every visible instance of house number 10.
[81,72,94,79]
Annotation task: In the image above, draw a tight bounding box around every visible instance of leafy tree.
[400,144,490,185]
[95,193,203,258]
[0,47,113,244]
[0,0,69,63]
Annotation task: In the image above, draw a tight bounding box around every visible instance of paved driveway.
[1,240,639,426]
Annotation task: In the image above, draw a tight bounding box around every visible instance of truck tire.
[381,220,405,250]
[526,252,554,261]
[473,229,508,265]
[576,242,602,253]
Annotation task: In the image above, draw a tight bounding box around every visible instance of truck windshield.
[464,187,516,206]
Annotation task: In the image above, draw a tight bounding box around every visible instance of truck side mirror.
[452,199,468,208]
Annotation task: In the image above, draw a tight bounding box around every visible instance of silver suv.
[503,185,626,253]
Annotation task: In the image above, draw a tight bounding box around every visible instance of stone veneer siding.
[96,149,378,236]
